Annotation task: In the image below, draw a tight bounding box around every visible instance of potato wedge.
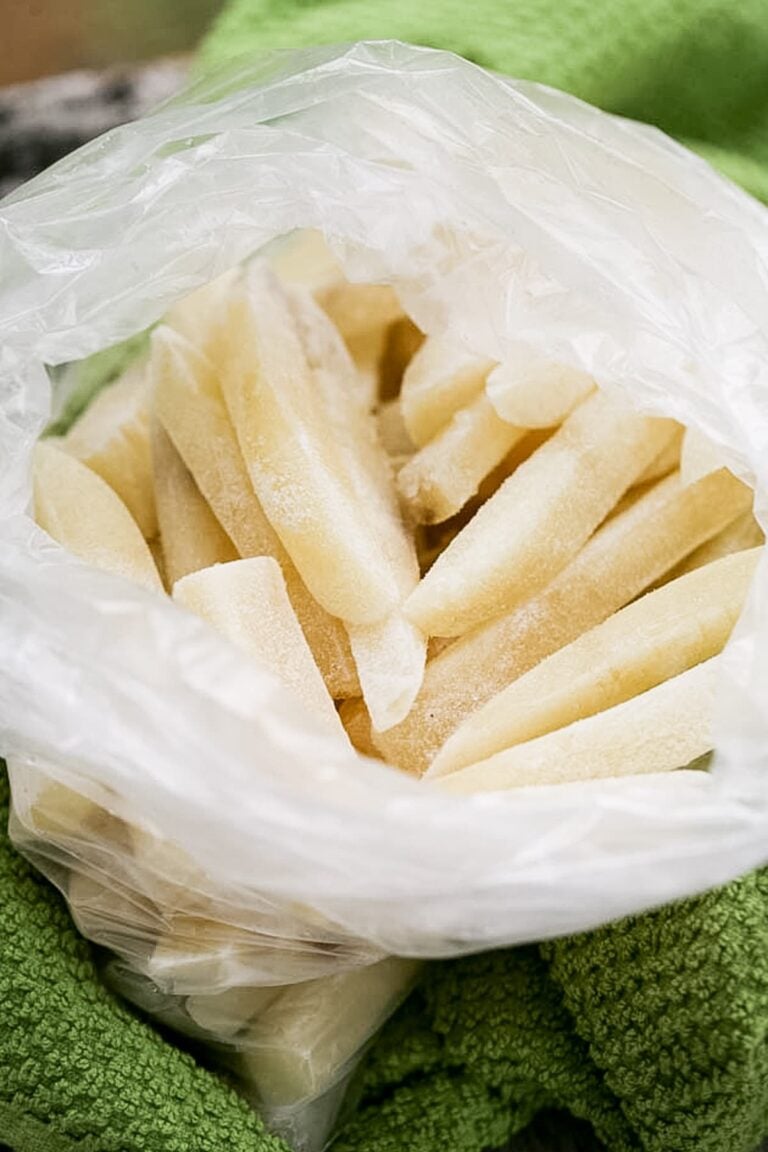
[240,959,420,1107]
[431,547,759,775]
[375,467,752,773]
[404,392,676,637]
[151,420,238,586]
[485,351,594,428]
[397,393,527,524]
[151,324,359,699]
[174,558,346,739]
[400,334,494,446]
[283,283,426,727]
[34,440,163,592]
[217,269,401,626]
[439,659,717,794]
[61,356,157,538]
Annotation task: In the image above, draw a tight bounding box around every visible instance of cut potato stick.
[338,698,381,759]
[269,229,343,296]
[186,986,281,1039]
[34,440,163,592]
[485,352,594,428]
[401,334,494,446]
[680,427,729,483]
[151,324,359,699]
[164,268,239,356]
[377,399,415,459]
[347,612,427,731]
[430,547,759,776]
[240,958,420,1108]
[375,467,752,773]
[405,391,676,637]
[174,558,346,739]
[667,511,764,579]
[217,268,401,626]
[61,356,157,538]
[151,420,238,586]
[397,393,527,524]
[439,659,718,794]
[317,282,404,345]
[284,283,426,727]
[634,424,684,485]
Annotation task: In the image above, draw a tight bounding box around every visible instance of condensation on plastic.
[3,38,768,1148]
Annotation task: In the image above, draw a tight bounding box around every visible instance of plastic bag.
[2,39,768,1150]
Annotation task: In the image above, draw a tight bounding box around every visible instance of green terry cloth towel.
[199,0,768,204]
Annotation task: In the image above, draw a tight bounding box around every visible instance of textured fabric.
[334,877,768,1152]
[199,0,768,204]
[0,766,285,1152]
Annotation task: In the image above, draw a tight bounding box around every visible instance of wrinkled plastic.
[3,39,768,1149]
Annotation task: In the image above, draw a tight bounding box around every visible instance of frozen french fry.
[680,427,730,484]
[397,392,527,524]
[405,391,676,637]
[34,440,163,592]
[173,558,346,739]
[269,229,343,296]
[439,659,718,794]
[164,268,240,356]
[217,269,401,626]
[27,781,130,850]
[317,282,404,346]
[485,352,594,428]
[375,467,752,773]
[61,356,157,538]
[400,334,494,446]
[151,325,359,698]
[634,424,684,485]
[284,283,426,727]
[431,547,759,776]
[377,399,415,459]
[240,958,420,1108]
[151,420,238,586]
[338,698,380,759]
[346,612,427,731]
[186,986,282,1039]
[668,511,764,579]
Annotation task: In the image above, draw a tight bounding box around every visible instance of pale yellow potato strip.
[173,558,346,739]
[668,511,763,579]
[405,391,676,637]
[186,986,281,1039]
[431,547,759,776]
[151,420,238,586]
[151,324,359,698]
[397,393,527,524]
[217,269,400,626]
[164,269,240,356]
[61,356,157,538]
[377,400,415,459]
[375,467,751,773]
[485,353,594,428]
[240,958,420,1107]
[400,334,494,446]
[439,659,717,794]
[284,284,426,728]
[634,424,684,485]
[34,440,162,592]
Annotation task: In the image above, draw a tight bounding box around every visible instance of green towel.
[199,0,768,204]
[4,4,768,1151]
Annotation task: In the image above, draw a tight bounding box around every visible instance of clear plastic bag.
[2,39,768,1151]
